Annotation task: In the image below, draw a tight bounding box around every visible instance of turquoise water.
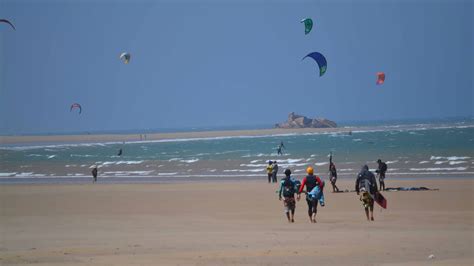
[1,120,473,181]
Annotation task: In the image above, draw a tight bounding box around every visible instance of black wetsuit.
[355,169,378,196]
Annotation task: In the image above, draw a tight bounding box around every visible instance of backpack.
[282,178,295,197]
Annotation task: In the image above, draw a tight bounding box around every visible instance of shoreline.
[2,122,470,146]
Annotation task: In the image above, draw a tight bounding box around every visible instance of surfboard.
[374,192,387,209]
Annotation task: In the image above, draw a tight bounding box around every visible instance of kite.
[0,19,15,30]
[303,52,327,77]
[300,18,313,35]
[376,72,385,85]
[120,52,131,64]
[70,103,82,114]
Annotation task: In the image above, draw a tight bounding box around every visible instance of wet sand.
[0,127,360,145]
[0,179,472,265]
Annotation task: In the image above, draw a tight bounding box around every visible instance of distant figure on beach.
[272,161,279,183]
[278,169,297,223]
[117,148,122,156]
[91,166,98,183]
[329,153,339,192]
[277,141,285,156]
[266,161,273,183]
[298,166,325,223]
[355,165,378,221]
[376,159,388,191]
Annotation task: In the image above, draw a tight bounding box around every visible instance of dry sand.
[0,179,472,265]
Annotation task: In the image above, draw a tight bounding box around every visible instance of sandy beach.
[1,179,472,265]
[0,127,357,145]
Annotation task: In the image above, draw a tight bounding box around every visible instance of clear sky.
[0,0,472,134]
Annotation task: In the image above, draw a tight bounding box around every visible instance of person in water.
[117,148,123,156]
[297,166,325,223]
[266,161,273,183]
[329,153,339,192]
[355,165,378,221]
[91,166,98,183]
[271,161,279,183]
[376,159,388,191]
[277,141,285,156]
[278,169,297,223]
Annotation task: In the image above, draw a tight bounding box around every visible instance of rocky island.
[275,112,337,128]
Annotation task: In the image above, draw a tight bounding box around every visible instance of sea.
[1,118,473,184]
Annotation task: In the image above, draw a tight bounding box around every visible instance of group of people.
[273,157,388,223]
[266,160,279,183]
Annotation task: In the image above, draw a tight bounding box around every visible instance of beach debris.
[302,52,327,77]
[119,52,131,64]
[0,19,15,30]
[428,254,435,260]
[300,18,313,35]
[376,72,385,85]
[70,103,82,114]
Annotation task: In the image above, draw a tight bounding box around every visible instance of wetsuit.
[355,169,378,197]
[92,168,98,183]
[376,162,387,191]
[299,175,324,216]
[272,163,278,183]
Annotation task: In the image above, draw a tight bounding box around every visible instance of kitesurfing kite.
[70,103,82,114]
[376,72,385,85]
[303,52,327,77]
[0,19,15,30]
[120,52,131,64]
[300,18,313,35]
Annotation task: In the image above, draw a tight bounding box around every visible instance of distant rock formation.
[275,112,337,128]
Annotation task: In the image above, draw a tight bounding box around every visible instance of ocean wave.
[386,160,399,164]
[157,172,178,176]
[409,167,468,171]
[223,169,263,173]
[419,161,429,164]
[314,162,328,166]
[103,171,154,176]
[430,156,471,161]
[101,160,144,166]
[0,172,16,177]
[180,159,199,163]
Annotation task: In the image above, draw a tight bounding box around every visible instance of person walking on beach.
[272,161,279,183]
[266,161,273,183]
[355,165,378,221]
[91,166,98,183]
[329,153,339,192]
[298,166,324,223]
[376,159,388,191]
[278,169,297,223]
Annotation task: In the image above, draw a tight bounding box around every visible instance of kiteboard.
[374,192,387,209]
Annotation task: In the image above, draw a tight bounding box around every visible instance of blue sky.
[0,0,472,134]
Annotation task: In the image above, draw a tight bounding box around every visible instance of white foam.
[0,172,16,177]
[386,160,399,164]
[434,161,447,165]
[314,162,328,166]
[419,161,429,164]
[157,172,178,176]
[250,160,260,163]
[449,161,467,165]
[352,139,362,142]
[223,169,263,173]
[409,167,468,171]
[240,163,267,167]
[180,159,199,163]
[430,156,471,161]
[168,158,182,162]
